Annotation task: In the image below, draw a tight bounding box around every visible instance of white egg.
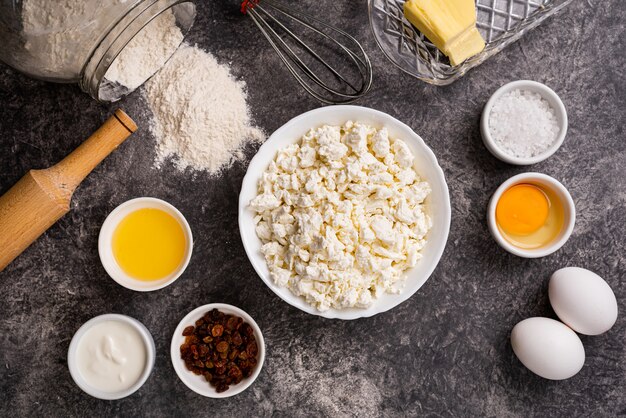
[511,317,585,380]
[549,267,618,335]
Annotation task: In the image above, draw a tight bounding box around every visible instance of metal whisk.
[241,0,373,104]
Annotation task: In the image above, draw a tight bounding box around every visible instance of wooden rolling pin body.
[0,110,137,271]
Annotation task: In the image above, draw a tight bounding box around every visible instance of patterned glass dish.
[368,0,574,85]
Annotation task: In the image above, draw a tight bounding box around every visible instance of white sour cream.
[76,320,147,393]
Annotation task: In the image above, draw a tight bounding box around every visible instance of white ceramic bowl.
[481,80,568,165]
[68,314,156,400]
[238,105,451,320]
[488,173,576,258]
[98,197,193,292]
[170,303,265,398]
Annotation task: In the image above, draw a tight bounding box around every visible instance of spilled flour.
[143,43,265,174]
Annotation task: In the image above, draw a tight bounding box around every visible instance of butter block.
[403,0,486,66]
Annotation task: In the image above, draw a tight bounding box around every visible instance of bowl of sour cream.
[68,314,156,400]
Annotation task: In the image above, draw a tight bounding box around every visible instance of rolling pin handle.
[48,109,137,194]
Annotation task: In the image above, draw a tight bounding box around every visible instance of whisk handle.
[240,0,260,13]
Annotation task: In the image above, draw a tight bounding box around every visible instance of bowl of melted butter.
[99,197,193,291]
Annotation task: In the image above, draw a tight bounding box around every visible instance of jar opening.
[82,1,196,102]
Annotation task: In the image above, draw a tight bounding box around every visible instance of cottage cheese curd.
[250,122,432,311]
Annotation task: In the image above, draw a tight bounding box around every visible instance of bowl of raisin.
[171,304,265,397]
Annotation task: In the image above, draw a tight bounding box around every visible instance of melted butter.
[112,208,186,281]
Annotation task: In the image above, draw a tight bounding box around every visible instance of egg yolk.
[496,184,550,236]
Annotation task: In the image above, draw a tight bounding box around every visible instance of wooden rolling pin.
[0,109,137,272]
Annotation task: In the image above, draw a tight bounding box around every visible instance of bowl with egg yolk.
[488,173,575,258]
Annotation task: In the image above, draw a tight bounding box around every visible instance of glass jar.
[0,0,196,101]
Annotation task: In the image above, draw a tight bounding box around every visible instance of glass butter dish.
[368,0,574,85]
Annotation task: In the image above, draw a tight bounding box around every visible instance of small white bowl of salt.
[481,80,568,165]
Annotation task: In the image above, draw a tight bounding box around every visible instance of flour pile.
[143,44,265,174]
[105,10,184,90]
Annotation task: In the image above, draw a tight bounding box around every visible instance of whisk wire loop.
[250,5,357,96]
[243,0,373,104]
[262,2,370,82]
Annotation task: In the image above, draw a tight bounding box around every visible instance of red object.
[241,0,260,14]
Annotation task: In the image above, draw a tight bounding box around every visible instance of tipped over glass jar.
[0,0,196,101]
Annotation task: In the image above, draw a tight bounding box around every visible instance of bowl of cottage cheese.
[239,106,450,319]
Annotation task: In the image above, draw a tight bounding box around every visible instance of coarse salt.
[488,89,560,159]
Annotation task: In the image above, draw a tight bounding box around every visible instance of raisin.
[182,326,195,336]
[212,324,224,337]
[246,341,258,356]
[228,365,242,379]
[216,341,229,353]
[241,324,254,335]
[226,317,238,330]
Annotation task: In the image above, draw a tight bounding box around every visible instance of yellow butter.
[403,0,485,66]
[112,208,186,281]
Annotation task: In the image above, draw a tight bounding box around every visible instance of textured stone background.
[0,1,624,416]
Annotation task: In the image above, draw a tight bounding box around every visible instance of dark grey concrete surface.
[0,1,624,416]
